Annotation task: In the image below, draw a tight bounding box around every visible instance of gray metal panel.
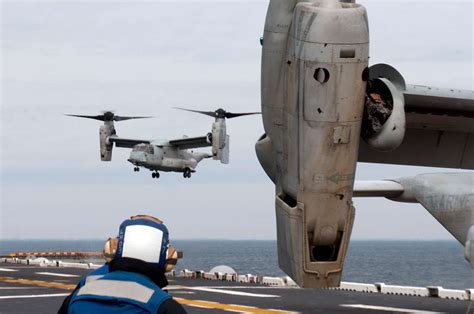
[392,173,474,246]
[404,85,474,117]
[359,83,474,169]
[108,136,151,148]
[259,0,369,288]
[353,174,474,265]
[405,112,474,133]
[168,136,211,149]
[353,180,404,198]
[359,129,474,169]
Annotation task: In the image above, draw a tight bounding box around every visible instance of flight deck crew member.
[58,237,117,313]
[59,215,185,314]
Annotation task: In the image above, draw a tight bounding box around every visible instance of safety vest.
[68,270,171,314]
[77,264,109,288]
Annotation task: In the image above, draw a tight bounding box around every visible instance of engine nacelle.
[255,134,276,183]
[211,119,229,164]
[260,0,369,288]
[362,77,406,152]
[99,123,115,161]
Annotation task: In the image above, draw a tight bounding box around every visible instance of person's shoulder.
[157,298,186,314]
[77,264,109,287]
[90,264,109,276]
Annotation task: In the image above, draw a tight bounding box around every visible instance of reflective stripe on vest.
[77,279,154,303]
[85,275,104,284]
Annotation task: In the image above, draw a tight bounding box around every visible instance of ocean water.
[0,240,472,289]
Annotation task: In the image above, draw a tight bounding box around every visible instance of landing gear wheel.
[183,168,192,178]
[155,172,160,179]
[152,172,156,178]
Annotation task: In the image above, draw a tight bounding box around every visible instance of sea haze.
[0,240,472,289]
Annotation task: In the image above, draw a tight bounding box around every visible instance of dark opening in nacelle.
[309,231,343,262]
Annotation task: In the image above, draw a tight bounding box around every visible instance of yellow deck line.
[0,276,297,313]
[175,297,296,314]
[0,276,76,290]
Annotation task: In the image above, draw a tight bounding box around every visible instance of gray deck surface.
[0,262,471,313]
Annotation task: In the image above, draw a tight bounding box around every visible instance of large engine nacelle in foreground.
[361,64,406,152]
[258,0,369,288]
[255,134,276,183]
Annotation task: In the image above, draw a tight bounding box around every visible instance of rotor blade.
[65,114,105,121]
[114,116,152,121]
[173,107,217,118]
[225,112,261,119]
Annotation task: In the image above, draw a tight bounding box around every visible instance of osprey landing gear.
[133,167,140,172]
[183,168,192,178]
[151,171,160,179]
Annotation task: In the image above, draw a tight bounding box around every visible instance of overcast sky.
[1,0,472,242]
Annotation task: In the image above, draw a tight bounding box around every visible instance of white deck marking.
[341,304,444,313]
[35,272,79,278]
[169,285,292,290]
[2,266,56,269]
[186,286,279,298]
[167,285,184,289]
[170,291,196,295]
[185,304,214,309]
[0,268,18,272]
[0,293,69,300]
[229,304,257,308]
[0,287,43,290]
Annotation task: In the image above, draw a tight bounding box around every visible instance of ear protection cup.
[103,237,118,262]
[164,246,178,273]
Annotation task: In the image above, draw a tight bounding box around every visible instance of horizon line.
[0,238,458,242]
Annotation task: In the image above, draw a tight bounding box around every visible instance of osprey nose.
[129,151,146,162]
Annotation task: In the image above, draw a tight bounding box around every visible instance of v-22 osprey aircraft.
[68,108,259,178]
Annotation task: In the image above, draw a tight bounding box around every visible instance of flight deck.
[0,261,471,313]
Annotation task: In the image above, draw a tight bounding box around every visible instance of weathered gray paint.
[466,226,474,267]
[363,78,406,152]
[256,0,474,288]
[258,0,369,288]
[359,65,474,169]
[353,173,474,266]
[392,173,473,247]
[353,181,403,198]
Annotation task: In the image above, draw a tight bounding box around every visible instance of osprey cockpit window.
[133,144,148,152]
[146,145,154,154]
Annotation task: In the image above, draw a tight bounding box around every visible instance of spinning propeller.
[65,111,152,122]
[174,107,260,119]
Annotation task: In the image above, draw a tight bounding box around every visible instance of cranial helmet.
[115,215,179,273]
